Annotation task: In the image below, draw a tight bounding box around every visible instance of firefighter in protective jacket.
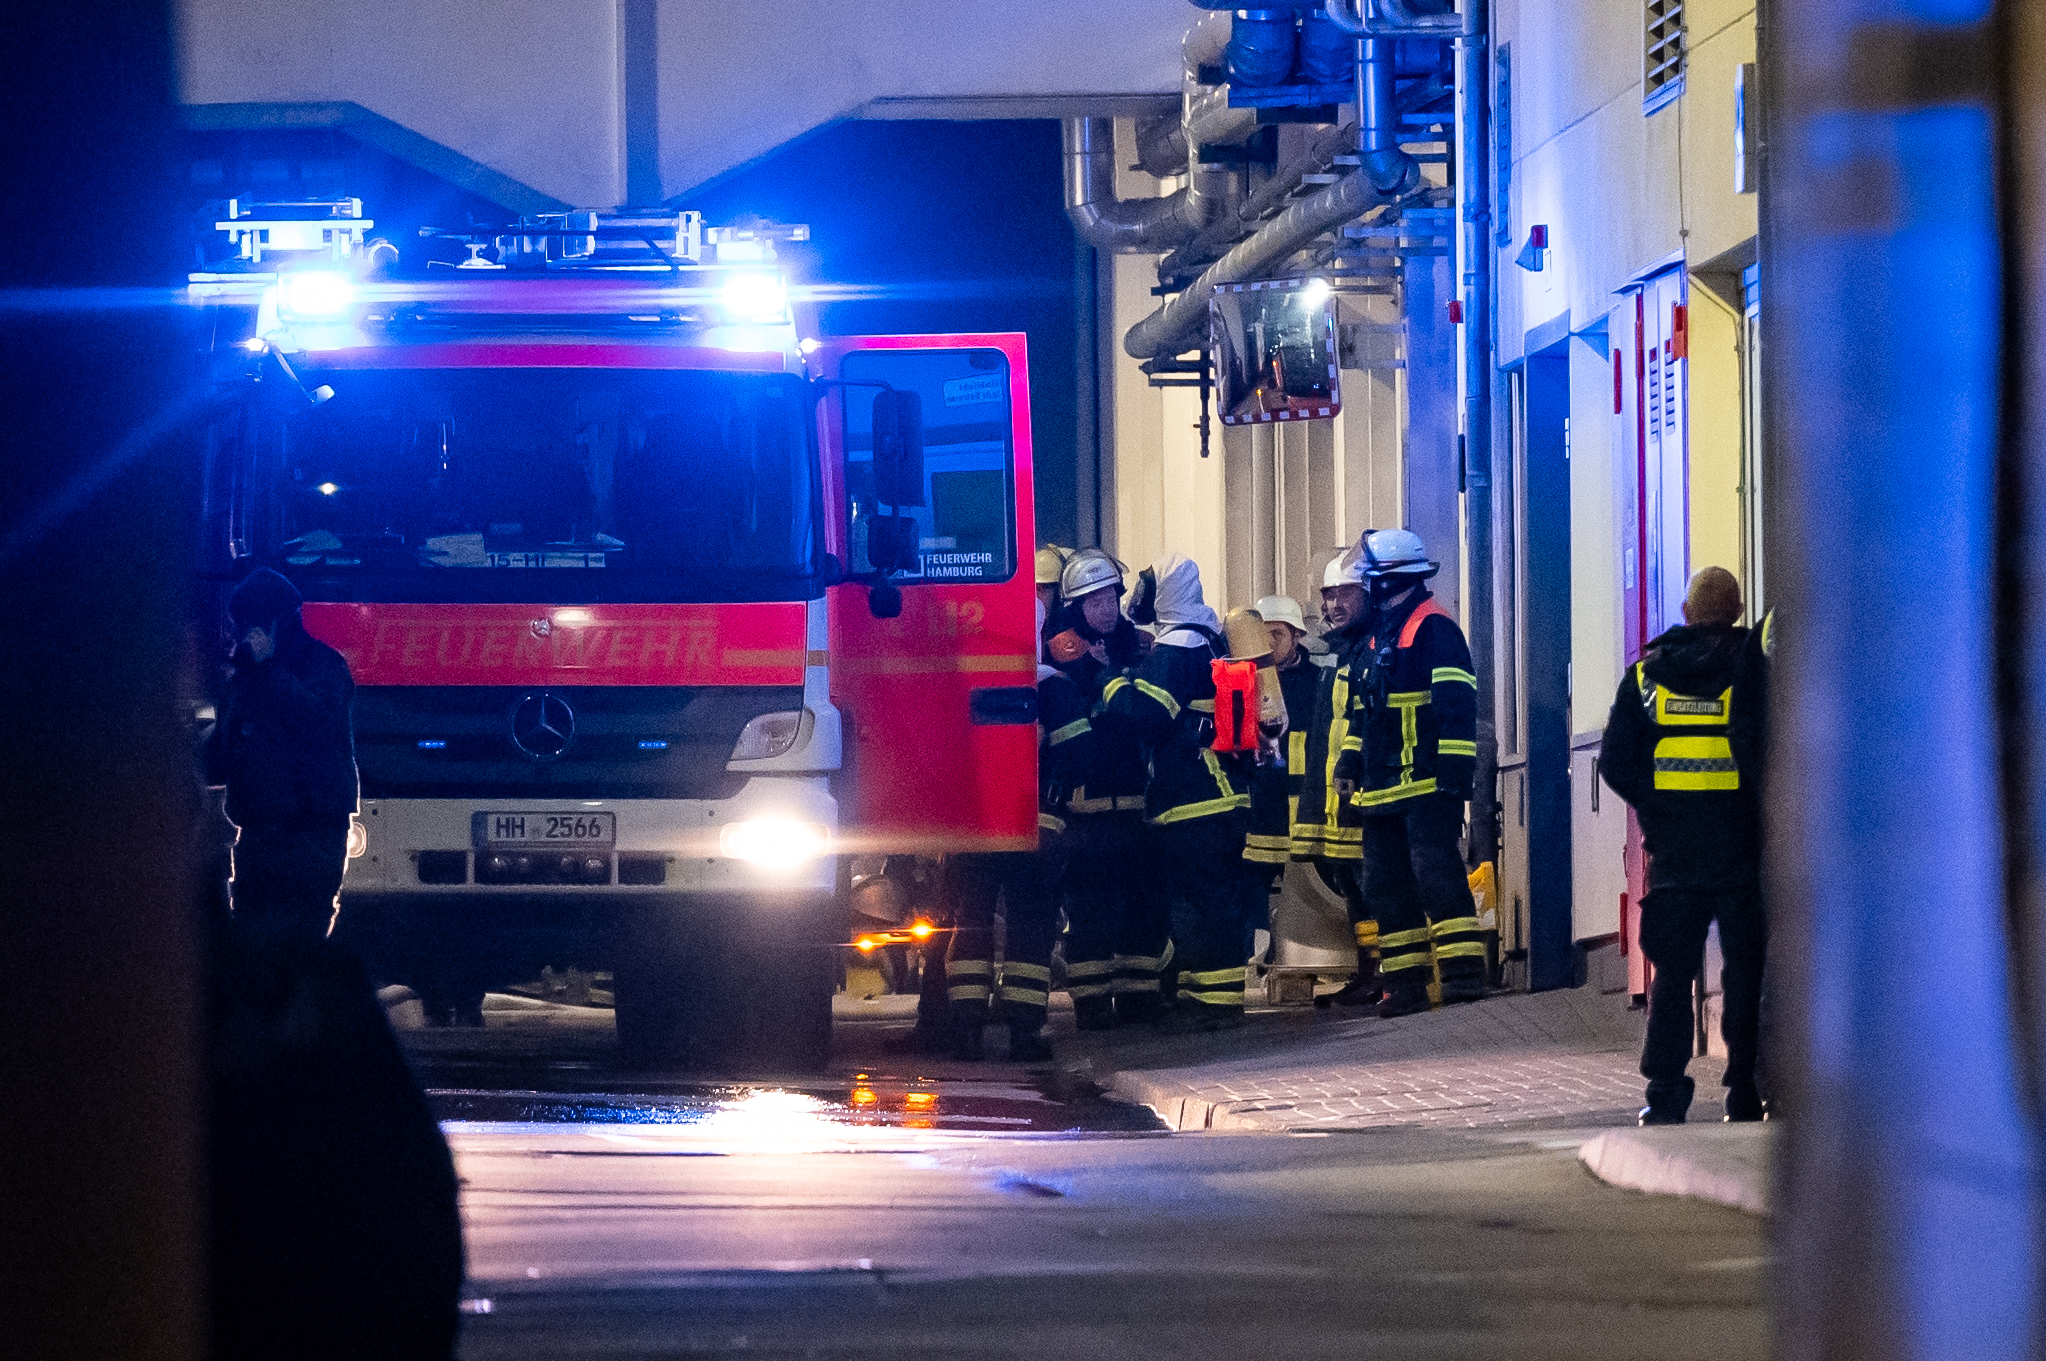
[1599,567,1766,1124]
[1047,549,1164,1027]
[1333,529,1485,1017]
[1104,554,1255,1029]
[1291,549,1387,1003]
[1241,596,1323,878]
[941,599,1080,1063]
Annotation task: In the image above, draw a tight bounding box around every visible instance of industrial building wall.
[1494,0,1757,361]
[1098,121,1227,592]
[1092,109,1425,621]
[1494,0,1758,978]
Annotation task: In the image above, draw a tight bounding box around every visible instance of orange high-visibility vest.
[1210,658,1260,753]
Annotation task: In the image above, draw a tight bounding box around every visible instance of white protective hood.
[1149,552,1221,648]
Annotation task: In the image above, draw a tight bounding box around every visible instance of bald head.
[1683,566,1743,627]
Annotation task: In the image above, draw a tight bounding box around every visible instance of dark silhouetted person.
[216,568,358,940]
[1600,566,1767,1124]
[207,568,464,1358]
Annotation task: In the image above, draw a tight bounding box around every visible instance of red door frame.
[814,333,1039,855]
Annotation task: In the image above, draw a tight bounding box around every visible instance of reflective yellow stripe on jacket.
[1636,661,1740,791]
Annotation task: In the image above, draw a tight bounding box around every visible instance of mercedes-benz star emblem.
[510,692,575,761]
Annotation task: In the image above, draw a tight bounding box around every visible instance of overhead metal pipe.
[1159,119,1357,279]
[1359,26,1422,197]
[1061,117,1195,254]
[1135,114,1187,179]
[1063,9,1252,255]
[1227,8,1299,85]
[1123,168,1386,360]
[1457,0,1498,879]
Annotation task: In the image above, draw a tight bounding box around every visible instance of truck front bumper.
[340,775,839,900]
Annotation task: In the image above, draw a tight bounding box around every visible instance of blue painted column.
[1767,1,2043,1354]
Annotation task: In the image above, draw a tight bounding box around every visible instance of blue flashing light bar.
[638,740,670,751]
[416,739,448,750]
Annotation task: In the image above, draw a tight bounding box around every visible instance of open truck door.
[819,334,1038,855]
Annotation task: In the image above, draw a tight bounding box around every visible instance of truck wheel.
[614,897,839,1074]
[708,930,835,1075]
[611,914,694,1070]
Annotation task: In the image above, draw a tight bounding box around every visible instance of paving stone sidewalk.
[1090,985,1732,1133]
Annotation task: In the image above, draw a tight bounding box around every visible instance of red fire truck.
[193,200,1038,1070]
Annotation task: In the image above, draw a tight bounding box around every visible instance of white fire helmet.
[1357,527,1439,579]
[1059,547,1125,602]
[1322,541,1370,589]
[1255,595,1307,633]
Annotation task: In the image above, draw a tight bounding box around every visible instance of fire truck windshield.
[243,366,822,603]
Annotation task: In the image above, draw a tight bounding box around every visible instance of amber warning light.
[850,920,940,952]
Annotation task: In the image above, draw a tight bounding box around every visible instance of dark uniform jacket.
[216,620,359,833]
[1337,590,1477,815]
[1037,668,1092,834]
[1103,634,1250,826]
[1599,623,1759,894]
[1245,654,1327,864]
[1058,650,1149,815]
[1290,620,1373,860]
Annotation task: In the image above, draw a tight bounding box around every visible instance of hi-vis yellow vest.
[1634,661,1739,791]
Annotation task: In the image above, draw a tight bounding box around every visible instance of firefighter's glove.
[1332,748,1363,787]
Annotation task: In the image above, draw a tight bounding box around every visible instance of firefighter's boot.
[1318,947,1382,1007]
[1377,971,1431,1019]
[1438,958,1486,1005]
[1072,995,1118,1031]
[1723,1081,1765,1122]
[1114,991,1166,1025]
[1640,1076,1695,1125]
[951,1014,987,1061]
[1009,1025,1054,1063]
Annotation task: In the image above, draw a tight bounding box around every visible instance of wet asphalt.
[396,995,1766,1360]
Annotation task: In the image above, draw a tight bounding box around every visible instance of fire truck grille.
[352,685,803,800]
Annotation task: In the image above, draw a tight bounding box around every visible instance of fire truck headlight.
[719,818,830,870]
[720,272,787,323]
[729,710,805,762]
[280,271,357,318]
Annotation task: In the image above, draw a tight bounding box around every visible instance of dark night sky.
[688,119,1085,547]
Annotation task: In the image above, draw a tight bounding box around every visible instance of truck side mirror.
[867,514,919,574]
[871,388,925,508]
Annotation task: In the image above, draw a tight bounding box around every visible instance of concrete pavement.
[1063,984,1772,1215]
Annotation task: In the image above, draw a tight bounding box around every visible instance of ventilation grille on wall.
[1645,0,1686,113]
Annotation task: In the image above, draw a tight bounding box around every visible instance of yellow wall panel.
[1686,280,1745,594]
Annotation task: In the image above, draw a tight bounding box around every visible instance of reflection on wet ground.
[406,995,1167,1137]
[427,1075,1166,1134]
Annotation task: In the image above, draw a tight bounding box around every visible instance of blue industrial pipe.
[1359,34,1421,196]
[1298,10,1355,83]
[1226,9,1298,85]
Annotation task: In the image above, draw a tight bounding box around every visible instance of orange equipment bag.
[1211,658,1261,753]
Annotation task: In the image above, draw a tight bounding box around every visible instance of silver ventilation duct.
[1122,168,1386,360]
[1062,117,1196,254]
[1062,8,1253,254]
